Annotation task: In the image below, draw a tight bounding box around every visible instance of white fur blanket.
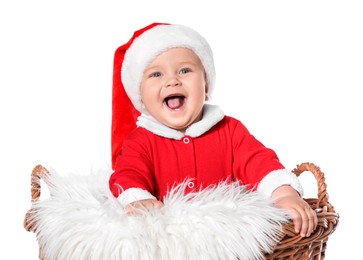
[28,167,289,260]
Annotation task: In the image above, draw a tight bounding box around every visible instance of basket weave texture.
[24,162,339,260]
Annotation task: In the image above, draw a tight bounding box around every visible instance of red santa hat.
[112,22,216,169]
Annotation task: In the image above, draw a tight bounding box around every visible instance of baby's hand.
[124,199,164,216]
[272,185,318,237]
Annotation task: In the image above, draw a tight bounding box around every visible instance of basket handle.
[278,162,338,239]
[23,164,49,232]
[292,162,329,209]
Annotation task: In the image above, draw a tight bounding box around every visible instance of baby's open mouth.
[164,95,185,110]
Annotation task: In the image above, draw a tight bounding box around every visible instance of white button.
[183,137,190,144]
[187,181,195,188]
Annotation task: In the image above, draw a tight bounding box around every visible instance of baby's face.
[140,48,207,132]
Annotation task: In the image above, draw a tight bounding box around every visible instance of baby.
[109,23,317,237]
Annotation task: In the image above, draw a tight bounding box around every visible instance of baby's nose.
[165,75,181,87]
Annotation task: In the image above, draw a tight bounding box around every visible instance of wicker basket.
[24,162,339,260]
[264,162,339,259]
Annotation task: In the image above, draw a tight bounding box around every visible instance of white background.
[1,1,361,259]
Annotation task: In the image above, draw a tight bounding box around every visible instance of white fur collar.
[137,104,224,139]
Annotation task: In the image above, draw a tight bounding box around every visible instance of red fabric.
[109,116,285,199]
[111,23,169,169]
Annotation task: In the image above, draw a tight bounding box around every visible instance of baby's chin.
[165,123,189,132]
[153,108,204,132]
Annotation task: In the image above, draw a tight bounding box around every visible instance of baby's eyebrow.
[144,65,161,73]
[177,61,199,68]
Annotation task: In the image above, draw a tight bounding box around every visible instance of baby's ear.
[205,84,209,101]
[204,72,209,101]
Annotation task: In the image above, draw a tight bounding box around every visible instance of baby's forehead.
[147,47,202,65]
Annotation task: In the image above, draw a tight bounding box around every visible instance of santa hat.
[112,23,216,169]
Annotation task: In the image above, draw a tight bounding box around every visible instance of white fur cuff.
[118,187,157,207]
[257,169,304,197]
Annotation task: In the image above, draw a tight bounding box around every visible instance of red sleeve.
[109,129,155,197]
[229,118,285,190]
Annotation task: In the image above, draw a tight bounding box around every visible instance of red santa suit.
[110,105,302,206]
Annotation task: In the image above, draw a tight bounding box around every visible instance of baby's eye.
[150,71,162,77]
[179,68,191,74]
